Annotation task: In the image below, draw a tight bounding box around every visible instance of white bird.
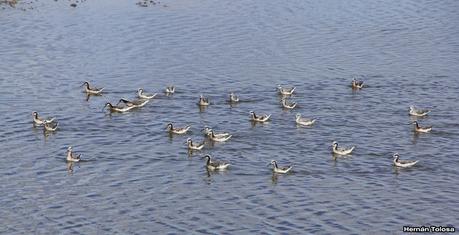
[412,121,432,133]
[32,111,55,125]
[198,94,210,106]
[295,113,316,126]
[165,86,175,94]
[277,85,295,95]
[202,127,231,138]
[250,111,271,123]
[229,92,239,103]
[66,146,81,162]
[281,99,297,109]
[43,120,58,132]
[409,106,430,117]
[82,81,104,95]
[351,78,364,89]
[137,88,157,99]
[186,138,205,150]
[117,98,149,108]
[393,153,418,168]
[166,123,190,134]
[332,141,355,155]
[103,102,135,113]
[268,160,292,174]
[202,155,230,171]
[209,130,232,142]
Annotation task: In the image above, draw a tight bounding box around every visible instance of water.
[1,0,459,234]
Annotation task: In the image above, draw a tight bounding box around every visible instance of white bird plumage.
[186,138,205,150]
[393,153,418,168]
[203,155,230,171]
[412,121,432,133]
[277,85,295,95]
[166,123,190,134]
[32,111,55,125]
[209,130,232,142]
[198,94,210,106]
[229,92,239,103]
[268,160,292,174]
[66,146,81,162]
[43,120,58,132]
[409,106,430,117]
[82,81,104,95]
[250,111,271,123]
[117,98,149,108]
[295,113,316,126]
[165,86,175,94]
[281,99,297,109]
[351,78,364,89]
[137,88,157,99]
[332,141,355,155]
[103,102,136,113]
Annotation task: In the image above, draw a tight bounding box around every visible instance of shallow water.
[1,0,459,234]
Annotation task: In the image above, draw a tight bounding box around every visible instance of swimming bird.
[332,141,355,155]
[281,99,297,109]
[409,106,430,117]
[393,153,418,168]
[82,81,104,95]
[412,121,432,133]
[166,123,190,134]
[351,78,364,89]
[277,85,295,95]
[32,112,55,125]
[66,146,81,162]
[186,138,205,150]
[198,94,210,106]
[250,111,271,123]
[137,88,157,99]
[117,98,149,108]
[268,160,292,174]
[43,120,58,132]
[201,127,231,137]
[103,102,135,113]
[209,130,232,142]
[202,154,230,171]
[229,92,239,103]
[165,86,175,94]
[295,113,316,126]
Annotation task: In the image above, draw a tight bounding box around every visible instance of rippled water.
[1,0,459,233]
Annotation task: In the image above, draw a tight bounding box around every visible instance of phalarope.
[268,160,292,174]
[32,111,55,125]
[166,123,190,134]
[117,98,149,108]
[103,102,135,113]
[393,153,418,168]
[137,88,157,99]
[186,138,205,150]
[295,113,316,126]
[165,86,175,94]
[412,121,432,133]
[277,85,295,95]
[281,99,297,109]
[209,130,232,142]
[66,146,81,162]
[202,127,231,138]
[332,141,355,155]
[202,155,230,171]
[43,120,58,132]
[250,111,271,123]
[198,94,210,106]
[409,106,430,117]
[351,78,364,89]
[82,81,104,95]
[229,92,239,103]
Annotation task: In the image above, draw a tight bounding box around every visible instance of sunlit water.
[1,0,458,234]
